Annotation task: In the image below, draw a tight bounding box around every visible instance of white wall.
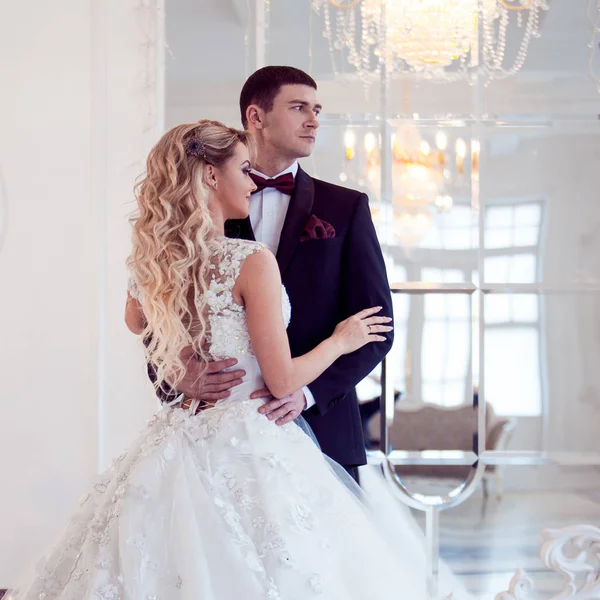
[0,0,163,586]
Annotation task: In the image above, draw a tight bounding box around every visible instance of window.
[421,269,471,406]
[363,198,544,418]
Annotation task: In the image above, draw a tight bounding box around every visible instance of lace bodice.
[205,237,291,359]
[129,237,291,361]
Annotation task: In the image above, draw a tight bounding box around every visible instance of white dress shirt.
[248,161,316,411]
[248,162,298,255]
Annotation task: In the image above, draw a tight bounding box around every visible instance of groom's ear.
[246,105,264,130]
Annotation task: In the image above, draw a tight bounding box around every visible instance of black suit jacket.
[224,166,394,466]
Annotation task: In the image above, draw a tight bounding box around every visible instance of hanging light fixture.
[343,125,461,248]
[311,0,550,83]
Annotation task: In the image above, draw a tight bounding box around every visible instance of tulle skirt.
[7,396,436,600]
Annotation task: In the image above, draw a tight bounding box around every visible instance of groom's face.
[261,84,321,160]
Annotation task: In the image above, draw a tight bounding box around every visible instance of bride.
[7,120,459,600]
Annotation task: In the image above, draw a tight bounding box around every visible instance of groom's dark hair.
[240,66,317,128]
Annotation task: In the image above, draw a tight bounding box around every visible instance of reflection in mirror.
[432,464,600,599]
[484,293,542,453]
[482,127,600,286]
[360,291,477,458]
[391,464,479,508]
[367,397,514,506]
[484,292,600,454]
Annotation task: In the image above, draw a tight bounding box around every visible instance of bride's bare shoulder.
[235,244,280,297]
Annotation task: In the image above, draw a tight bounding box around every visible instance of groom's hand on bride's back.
[169,355,246,403]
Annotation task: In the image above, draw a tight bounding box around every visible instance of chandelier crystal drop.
[311,0,550,83]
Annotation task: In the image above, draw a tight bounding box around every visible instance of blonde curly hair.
[127,120,253,392]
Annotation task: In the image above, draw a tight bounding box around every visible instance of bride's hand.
[331,306,393,355]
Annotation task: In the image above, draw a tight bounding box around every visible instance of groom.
[156,66,393,480]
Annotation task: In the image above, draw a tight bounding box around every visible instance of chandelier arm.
[497,0,536,10]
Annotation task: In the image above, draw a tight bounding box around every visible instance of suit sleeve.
[145,337,180,403]
[307,193,394,415]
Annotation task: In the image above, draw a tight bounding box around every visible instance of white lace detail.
[126,237,292,359]
[205,237,291,360]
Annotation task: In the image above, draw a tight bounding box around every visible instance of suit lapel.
[276,166,314,275]
[225,217,255,241]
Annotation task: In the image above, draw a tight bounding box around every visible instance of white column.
[0,0,164,586]
[98,0,166,468]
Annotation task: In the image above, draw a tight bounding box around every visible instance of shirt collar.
[251,161,299,180]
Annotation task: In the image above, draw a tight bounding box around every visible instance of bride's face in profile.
[208,142,257,220]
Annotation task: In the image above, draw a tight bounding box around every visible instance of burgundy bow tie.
[250,172,295,195]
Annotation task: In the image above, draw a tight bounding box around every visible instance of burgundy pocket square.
[300,214,336,242]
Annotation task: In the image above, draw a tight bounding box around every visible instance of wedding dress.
[6,237,469,600]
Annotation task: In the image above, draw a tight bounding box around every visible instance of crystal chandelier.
[343,126,471,247]
[390,126,447,247]
[311,0,550,83]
